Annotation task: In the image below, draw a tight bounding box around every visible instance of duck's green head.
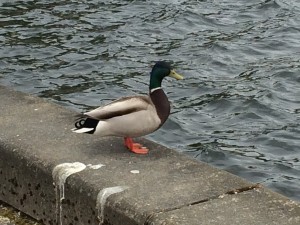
[150,61,183,90]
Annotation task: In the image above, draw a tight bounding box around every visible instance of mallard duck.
[72,61,183,154]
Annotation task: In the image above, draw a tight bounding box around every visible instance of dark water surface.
[1,0,299,201]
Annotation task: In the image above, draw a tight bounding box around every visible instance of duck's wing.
[84,96,152,120]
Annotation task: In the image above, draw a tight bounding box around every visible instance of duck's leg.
[124,137,149,154]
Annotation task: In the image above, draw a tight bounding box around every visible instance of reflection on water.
[0,0,299,201]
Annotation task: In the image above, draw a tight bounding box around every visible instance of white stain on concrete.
[130,170,140,174]
[53,162,87,201]
[96,186,129,225]
[52,162,107,225]
[52,162,87,225]
[87,164,105,170]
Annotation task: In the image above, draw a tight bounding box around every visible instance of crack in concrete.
[144,183,261,225]
[225,183,261,195]
[189,183,262,206]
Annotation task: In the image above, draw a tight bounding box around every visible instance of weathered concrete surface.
[0,85,300,225]
[149,187,300,225]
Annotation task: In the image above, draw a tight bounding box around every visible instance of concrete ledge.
[0,85,300,225]
[150,188,300,225]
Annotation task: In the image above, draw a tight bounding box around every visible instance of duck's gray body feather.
[74,94,165,138]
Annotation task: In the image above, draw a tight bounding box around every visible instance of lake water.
[0,0,299,201]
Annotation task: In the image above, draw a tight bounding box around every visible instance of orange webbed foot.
[124,137,149,154]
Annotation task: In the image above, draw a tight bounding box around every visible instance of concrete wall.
[0,85,300,225]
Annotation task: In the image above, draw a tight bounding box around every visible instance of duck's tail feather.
[71,127,94,133]
[72,116,99,134]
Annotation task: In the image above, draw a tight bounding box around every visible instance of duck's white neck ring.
[150,87,162,93]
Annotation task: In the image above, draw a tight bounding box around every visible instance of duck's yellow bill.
[169,70,183,80]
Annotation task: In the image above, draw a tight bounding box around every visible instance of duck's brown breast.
[150,89,170,127]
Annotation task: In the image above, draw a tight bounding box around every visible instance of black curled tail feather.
[75,118,87,129]
[74,116,100,134]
